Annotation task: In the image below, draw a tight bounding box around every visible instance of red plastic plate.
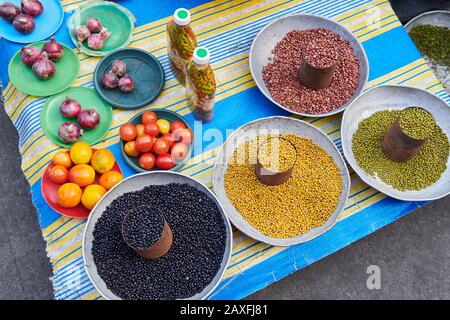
[41,150,122,219]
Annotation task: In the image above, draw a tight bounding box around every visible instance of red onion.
[74,25,90,47]
[118,75,134,92]
[77,109,100,129]
[21,0,43,17]
[86,17,102,33]
[20,46,41,67]
[58,122,83,143]
[32,52,55,80]
[87,29,111,50]
[42,37,64,61]
[59,96,81,118]
[13,14,35,34]
[0,2,20,22]
[111,59,126,77]
[102,71,118,89]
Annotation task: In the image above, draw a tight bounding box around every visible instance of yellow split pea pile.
[224,134,343,239]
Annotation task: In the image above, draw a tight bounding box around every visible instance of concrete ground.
[1,94,449,300]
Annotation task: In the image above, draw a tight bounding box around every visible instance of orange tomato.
[81,184,106,210]
[142,111,157,124]
[69,164,96,187]
[49,165,69,184]
[91,149,115,174]
[120,123,137,141]
[70,141,92,165]
[52,151,72,168]
[99,171,123,190]
[57,183,82,208]
[124,141,140,157]
[136,124,145,137]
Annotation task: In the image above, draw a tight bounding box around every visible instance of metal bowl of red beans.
[249,13,369,117]
[119,109,193,173]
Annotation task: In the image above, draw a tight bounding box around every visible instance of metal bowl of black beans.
[82,171,233,300]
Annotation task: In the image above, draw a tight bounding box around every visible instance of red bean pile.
[304,38,338,68]
[262,28,360,115]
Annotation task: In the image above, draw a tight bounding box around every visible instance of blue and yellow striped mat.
[0,0,449,300]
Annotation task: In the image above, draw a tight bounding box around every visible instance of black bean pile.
[122,205,164,249]
[92,183,227,300]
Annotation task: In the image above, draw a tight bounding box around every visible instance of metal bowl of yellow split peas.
[212,116,351,246]
[341,85,450,201]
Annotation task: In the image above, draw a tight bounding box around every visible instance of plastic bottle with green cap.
[186,47,217,122]
[166,8,198,84]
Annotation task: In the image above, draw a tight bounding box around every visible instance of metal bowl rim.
[249,12,369,117]
[212,115,351,246]
[82,170,233,300]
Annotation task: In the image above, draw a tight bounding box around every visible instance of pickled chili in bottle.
[166,8,198,84]
[186,47,216,122]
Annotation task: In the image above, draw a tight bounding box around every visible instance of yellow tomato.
[156,119,171,134]
[91,149,115,174]
[70,141,92,165]
[99,171,123,190]
[52,151,72,168]
[81,184,106,210]
[57,183,82,208]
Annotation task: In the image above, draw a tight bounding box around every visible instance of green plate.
[68,1,135,57]
[8,41,80,97]
[94,48,165,109]
[40,87,113,147]
[120,109,193,173]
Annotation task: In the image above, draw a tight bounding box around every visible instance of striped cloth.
[0,0,448,300]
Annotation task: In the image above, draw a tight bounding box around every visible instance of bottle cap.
[174,8,191,26]
[193,47,210,65]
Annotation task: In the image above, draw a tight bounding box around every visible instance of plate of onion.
[8,39,79,96]
[93,48,165,109]
[0,0,63,43]
[68,1,135,57]
[40,86,113,148]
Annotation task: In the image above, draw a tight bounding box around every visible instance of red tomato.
[139,153,156,170]
[135,134,154,153]
[173,128,193,144]
[142,111,158,124]
[124,141,140,157]
[161,132,175,147]
[171,142,189,163]
[153,138,170,155]
[156,154,175,170]
[170,120,186,132]
[49,165,69,184]
[119,123,137,141]
[144,122,160,137]
[136,124,145,137]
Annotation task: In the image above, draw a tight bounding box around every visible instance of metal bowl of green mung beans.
[212,116,351,246]
[341,85,450,201]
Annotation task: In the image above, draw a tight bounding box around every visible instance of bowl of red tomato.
[119,109,193,172]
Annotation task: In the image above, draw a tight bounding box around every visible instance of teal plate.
[41,87,113,148]
[120,109,193,173]
[68,1,135,57]
[94,48,165,109]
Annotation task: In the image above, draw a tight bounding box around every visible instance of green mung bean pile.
[224,134,342,239]
[352,109,449,191]
[399,107,436,140]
